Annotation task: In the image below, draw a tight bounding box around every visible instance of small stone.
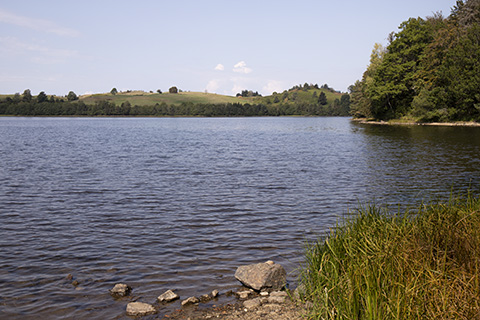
[110,283,131,297]
[270,291,288,297]
[265,260,275,265]
[260,291,269,296]
[126,302,156,316]
[66,274,73,280]
[158,289,179,302]
[263,303,282,311]
[243,297,262,309]
[211,289,219,298]
[181,296,199,306]
[268,295,286,304]
[200,294,211,303]
[235,290,251,299]
[268,291,288,304]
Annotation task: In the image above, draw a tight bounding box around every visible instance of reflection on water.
[0,117,479,319]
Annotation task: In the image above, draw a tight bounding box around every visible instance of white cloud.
[0,9,80,37]
[233,61,252,74]
[214,63,224,71]
[231,84,244,95]
[262,80,284,95]
[206,79,220,92]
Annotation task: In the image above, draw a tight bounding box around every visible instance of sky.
[0,0,457,96]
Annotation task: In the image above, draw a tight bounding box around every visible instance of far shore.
[351,118,480,127]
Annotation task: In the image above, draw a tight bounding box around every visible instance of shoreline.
[161,293,306,320]
[351,118,480,127]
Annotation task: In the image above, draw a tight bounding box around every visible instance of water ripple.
[1,117,480,319]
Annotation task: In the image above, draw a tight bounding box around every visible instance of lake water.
[1,117,479,319]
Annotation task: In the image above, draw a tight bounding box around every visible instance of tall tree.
[22,89,32,102]
[350,43,386,118]
[37,91,48,103]
[67,91,78,101]
[369,18,433,119]
[318,92,327,105]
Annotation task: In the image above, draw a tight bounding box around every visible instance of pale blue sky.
[0,0,456,96]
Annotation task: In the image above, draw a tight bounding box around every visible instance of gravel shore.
[161,298,307,320]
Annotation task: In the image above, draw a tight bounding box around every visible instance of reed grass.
[300,192,480,319]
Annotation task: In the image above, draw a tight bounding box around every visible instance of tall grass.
[301,193,480,319]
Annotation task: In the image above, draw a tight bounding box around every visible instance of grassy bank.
[79,91,252,106]
[301,193,480,319]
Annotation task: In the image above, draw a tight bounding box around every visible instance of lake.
[1,117,479,319]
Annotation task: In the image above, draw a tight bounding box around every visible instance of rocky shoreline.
[351,118,480,127]
[106,260,308,319]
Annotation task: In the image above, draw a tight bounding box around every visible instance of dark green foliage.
[318,92,327,105]
[22,89,32,102]
[110,88,118,95]
[236,90,261,97]
[351,0,480,122]
[0,96,349,117]
[67,91,78,101]
[169,86,178,94]
[37,91,48,103]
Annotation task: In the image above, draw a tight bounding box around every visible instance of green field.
[80,91,255,106]
[78,88,343,107]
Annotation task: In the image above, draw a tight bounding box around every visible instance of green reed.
[300,192,480,319]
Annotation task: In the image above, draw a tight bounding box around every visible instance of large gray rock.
[234,261,286,292]
[126,302,156,316]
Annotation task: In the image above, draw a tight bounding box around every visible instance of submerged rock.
[110,283,131,297]
[158,289,179,302]
[126,302,156,316]
[211,289,219,298]
[234,261,286,292]
[181,296,199,306]
[200,294,211,303]
[235,290,252,299]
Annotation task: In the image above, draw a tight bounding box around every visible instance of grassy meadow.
[80,91,255,106]
[301,192,480,319]
[78,88,344,107]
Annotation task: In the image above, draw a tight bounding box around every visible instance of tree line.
[1,84,350,117]
[0,98,349,117]
[350,0,480,122]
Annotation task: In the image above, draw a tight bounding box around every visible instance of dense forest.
[350,0,480,122]
[0,85,351,117]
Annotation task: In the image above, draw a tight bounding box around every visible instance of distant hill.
[79,91,255,106]
[79,87,344,107]
[255,87,343,106]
